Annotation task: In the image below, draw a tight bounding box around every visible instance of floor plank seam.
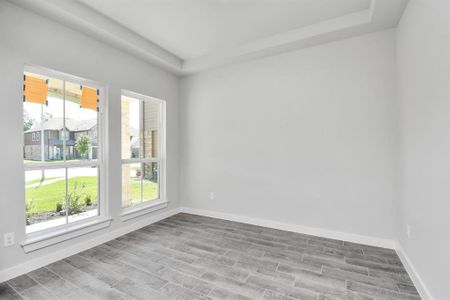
[1,213,421,300]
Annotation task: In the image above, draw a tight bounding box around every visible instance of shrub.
[144,163,158,182]
[67,183,85,215]
[56,202,63,212]
[85,195,92,206]
[25,199,35,225]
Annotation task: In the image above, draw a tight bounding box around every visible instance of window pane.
[23,73,64,163]
[25,168,66,233]
[142,162,159,202]
[143,101,160,158]
[121,96,140,159]
[122,163,142,208]
[68,167,98,223]
[65,82,99,162]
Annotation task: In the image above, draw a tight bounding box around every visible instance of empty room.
[0,0,448,299]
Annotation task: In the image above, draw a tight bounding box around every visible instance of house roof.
[26,118,140,137]
[25,117,97,133]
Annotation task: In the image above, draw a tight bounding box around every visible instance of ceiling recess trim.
[8,0,407,76]
[183,4,374,73]
[8,0,183,74]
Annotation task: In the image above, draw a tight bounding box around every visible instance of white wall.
[396,0,450,299]
[3,2,448,297]
[0,2,179,272]
[180,30,398,241]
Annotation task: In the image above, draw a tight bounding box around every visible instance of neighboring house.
[24,118,99,161]
[129,127,140,158]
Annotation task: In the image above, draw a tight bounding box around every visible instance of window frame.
[23,65,108,239]
[120,89,167,216]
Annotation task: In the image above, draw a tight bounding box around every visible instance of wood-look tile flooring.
[1,213,421,300]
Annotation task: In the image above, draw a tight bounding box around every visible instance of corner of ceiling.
[9,0,408,77]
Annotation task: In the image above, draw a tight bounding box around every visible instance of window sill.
[22,217,112,253]
[26,209,99,234]
[120,200,168,222]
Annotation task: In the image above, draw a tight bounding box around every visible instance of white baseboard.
[180,207,435,297]
[1,204,433,299]
[395,242,434,300]
[180,207,396,249]
[0,207,181,283]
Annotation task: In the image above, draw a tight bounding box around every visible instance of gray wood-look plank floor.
[1,213,421,300]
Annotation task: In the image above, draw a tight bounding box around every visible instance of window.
[23,66,104,234]
[121,91,165,210]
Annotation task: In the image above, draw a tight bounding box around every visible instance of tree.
[43,112,53,122]
[75,135,91,159]
[23,110,51,132]
[23,110,34,131]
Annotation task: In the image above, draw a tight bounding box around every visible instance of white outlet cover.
[209,192,215,200]
[4,232,15,247]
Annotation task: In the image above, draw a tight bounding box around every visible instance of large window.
[121,91,165,209]
[23,66,104,234]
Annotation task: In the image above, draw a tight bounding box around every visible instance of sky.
[24,72,100,123]
[24,95,140,130]
[24,96,97,123]
[127,99,140,130]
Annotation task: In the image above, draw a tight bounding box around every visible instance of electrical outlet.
[4,232,15,247]
[406,224,411,239]
[209,192,215,200]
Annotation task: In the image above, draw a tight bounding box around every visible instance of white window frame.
[120,90,167,220]
[22,65,110,251]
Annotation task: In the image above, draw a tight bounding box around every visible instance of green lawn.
[129,178,159,206]
[26,176,158,215]
[26,176,97,215]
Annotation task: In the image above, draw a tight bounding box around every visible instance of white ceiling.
[9,0,409,75]
[78,0,371,60]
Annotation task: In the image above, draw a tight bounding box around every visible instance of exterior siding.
[24,127,98,161]
[143,101,159,158]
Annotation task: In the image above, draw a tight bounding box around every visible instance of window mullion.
[121,158,159,165]
[24,161,100,171]
[140,162,144,204]
[65,168,69,224]
[140,100,144,204]
[63,80,66,162]
[141,99,145,159]
[40,105,45,162]
[63,81,69,225]
[140,99,144,160]
[97,166,101,217]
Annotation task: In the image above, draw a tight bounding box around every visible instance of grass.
[26,176,158,214]
[129,178,159,206]
[26,176,97,214]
